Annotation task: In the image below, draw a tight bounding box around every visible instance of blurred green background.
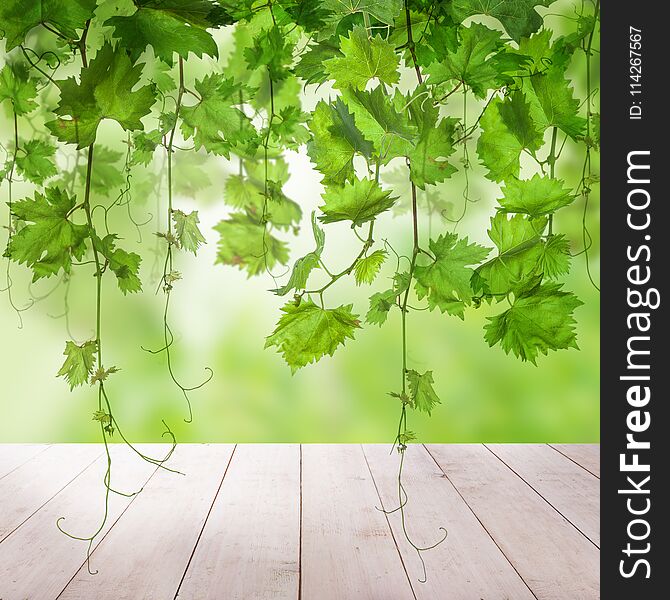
[0,2,599,443]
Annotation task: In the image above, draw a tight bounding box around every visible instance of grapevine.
[0,0,600,579]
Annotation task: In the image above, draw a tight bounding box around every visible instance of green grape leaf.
[319,177,397,226]
[484,282,583,364]
[366,288,397,326]
[539,233,571,279]
[265,300,360,371]
[105,3,220,66]
[181,74,257,157]
[406,369,441,415]
[474,212,547,296]
[131,129,163,166]
[0,64,38,115]
[172,209,206,255]
[244,26,294,81]
[355,249,387,285]
[307,98,373,186]
[414,233,490,318]
[425,23,503,98]
[15,139,57,184]
[272,106,310,147]
[57,340,97,390]
[344,87,417,163]
[93,234,142,294]
[529,66,586,139]
[214,212,288,277]
[46,43,156,149]
[408,97,458,189]
[499,174,575,217]
[477,93,543,182]
[450,0,553,43]
[76,146,125,192]
[4,187,88,281]
[0,0,97,50]
[325,26,399,91]
[273,212,325,296]
[321,0,402,25]
[294,37,341,84]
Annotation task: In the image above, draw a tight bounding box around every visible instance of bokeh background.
[0,1,599,442]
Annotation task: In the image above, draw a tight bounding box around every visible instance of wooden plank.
[0,444,101,542]
[426,445,599,600]
[0,444,49,480]
[58,444,235,600]
[176,444,300,600]
[487,444,600,547]
[0,445,161,600]
[301,444,415,600]
[550,444,600,478]
[363,444,536,600]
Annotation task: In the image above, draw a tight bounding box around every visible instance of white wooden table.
[0,444,600,599]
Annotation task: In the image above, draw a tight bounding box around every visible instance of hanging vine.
[0,0,600,579]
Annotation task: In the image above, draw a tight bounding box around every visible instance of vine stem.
[547,126,558,235]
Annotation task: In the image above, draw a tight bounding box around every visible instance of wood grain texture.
[0,445,160,600]
[0,444,49,480]
[0,444,101,543]
[487,444,600,546]
[176,444,300,600]
[363,444,536,600]
[58,444,235,600]
[301,444,415,600]
[550,444,600,478]
[426,444,599,600]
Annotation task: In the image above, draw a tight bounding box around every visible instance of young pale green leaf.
[406,369,441,415]
[366,288,398,326]
[307,99,373,186]
[325,26,400,91]
[214,212,288,277]
[354,250,387,286]
[319,178,397,226]
[499,174,575,217]
[93,234,142,294]
[450,0,553,43]
[484,282,583,364]
[414,233,490,318]
[172,209,206,255]
[272,212,325,296]
[265,300,360,371]
[4,187,89,281]
[0,65,38,115]
[181,75,257,157]
[15,139,58,184]
[105,2,223,66]
[0,0,96,50]
[46,44,156,149]
[57,340,97,390]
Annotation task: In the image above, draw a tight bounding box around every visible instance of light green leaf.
[414,233,490,318]
[4,187,89,281]
[484,282,583,364]
[325,26,400,91]
[93,234,142,294]
[355,249,387,285]
[499,174,574,217]
[322,0,402,26]
[265,300,360,371]
[15,139,57,184]
[172,209,206,254]
[214,212,288,277]
[272,212,325,296]
[57,340,97,390]
[406,369,441,415]
[0,64,38,115]
[319,177,397,226]
[539,234,571,279]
